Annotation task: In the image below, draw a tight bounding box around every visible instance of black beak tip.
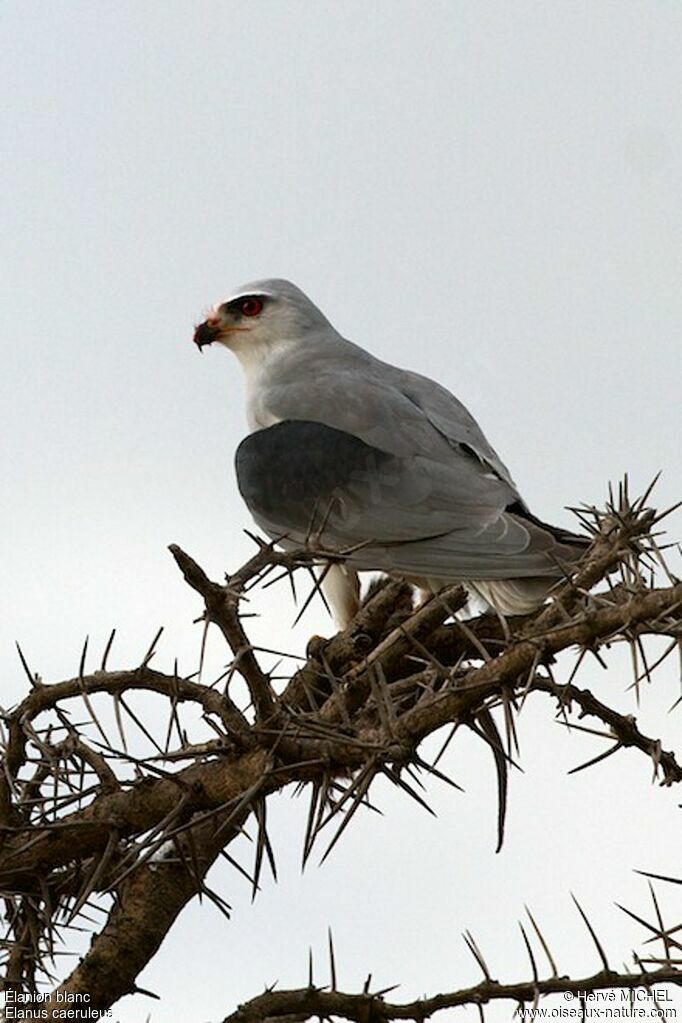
[193,321,218,350]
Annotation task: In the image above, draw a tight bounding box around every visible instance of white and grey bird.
[193,279,587,626]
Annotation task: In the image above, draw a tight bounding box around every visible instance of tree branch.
[222,966,682,1022]
[2,487,681,1017]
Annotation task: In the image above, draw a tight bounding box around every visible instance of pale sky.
[2,3,682,1021]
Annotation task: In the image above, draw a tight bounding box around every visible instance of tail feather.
[467,577,556,616]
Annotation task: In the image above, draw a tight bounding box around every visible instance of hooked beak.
[193,315,251,351]
[193,317,221,350]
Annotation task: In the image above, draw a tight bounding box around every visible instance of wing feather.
[236,421,584,583]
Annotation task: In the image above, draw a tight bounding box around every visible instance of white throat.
[227,336,295,431]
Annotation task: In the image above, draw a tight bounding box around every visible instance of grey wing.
[261,338,521,491]
[235,420,582,582]
[382,362,520,489]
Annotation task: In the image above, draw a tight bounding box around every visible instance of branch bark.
[222,967,682,1023]
[2,493,681,1019]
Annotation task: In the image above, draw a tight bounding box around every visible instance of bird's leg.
[318,563,360,629]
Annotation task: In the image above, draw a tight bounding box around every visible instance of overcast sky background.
[2,2,682,1021]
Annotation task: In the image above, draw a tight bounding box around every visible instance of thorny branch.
[221,965,682,1023]
[1,481,681,1020]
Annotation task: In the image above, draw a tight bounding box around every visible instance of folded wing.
[236,420,586,583]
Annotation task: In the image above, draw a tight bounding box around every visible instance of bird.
[193,278,588,627]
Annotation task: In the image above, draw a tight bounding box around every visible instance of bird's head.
[193,279,333,368]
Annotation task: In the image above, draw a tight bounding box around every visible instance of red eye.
[239,297,263,317]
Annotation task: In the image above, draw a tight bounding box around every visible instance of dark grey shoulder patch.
[235,420,393,521]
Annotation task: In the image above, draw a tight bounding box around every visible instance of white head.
[193,279,334,372]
